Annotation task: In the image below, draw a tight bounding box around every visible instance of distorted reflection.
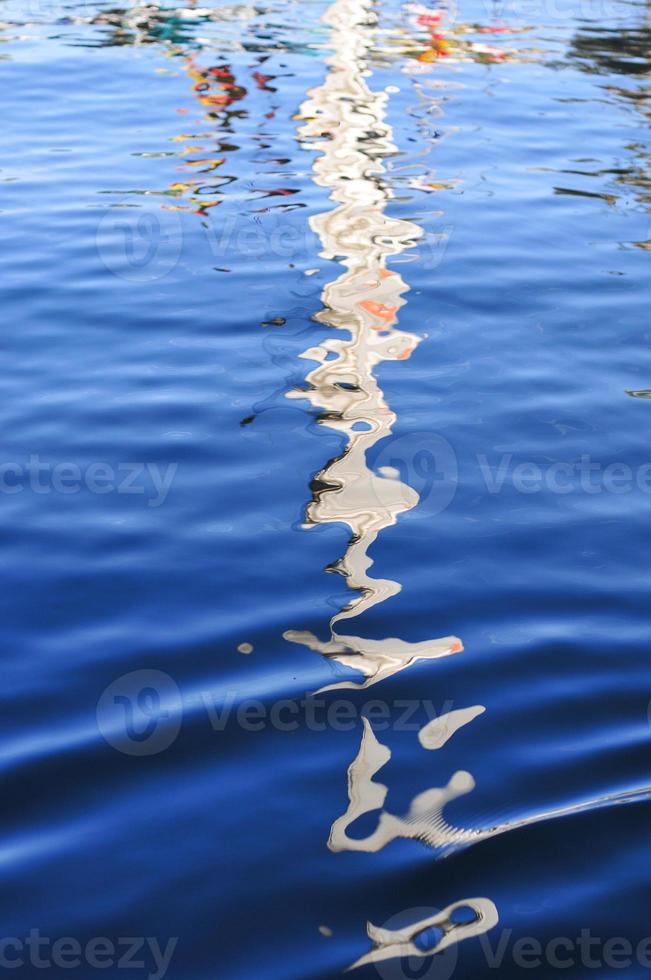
[566,22,651,226]
[71,0,523,219]
[279,3,502,964]
[334,716,651,856]
[418,704,486,750]
[569,21,651,77]
[79,3,256,47]
[329,718,479,853]
[163,56,247,215]
[329,717,390,847]
[282,0,463,691]
[383,1,526,66]
[348,898,499,971]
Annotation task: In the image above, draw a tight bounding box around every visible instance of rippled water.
[2,0,651,976]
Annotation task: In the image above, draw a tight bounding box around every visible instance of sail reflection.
[283,0,462,691]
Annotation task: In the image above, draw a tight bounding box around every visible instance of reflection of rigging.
[282,0,462,691]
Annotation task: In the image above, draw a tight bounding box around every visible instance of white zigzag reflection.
[333,716,651,867]
[282,0,496,969]
[282,0,461,692]
[329,717,480,854]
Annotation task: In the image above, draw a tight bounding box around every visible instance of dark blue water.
[2,0,651,977]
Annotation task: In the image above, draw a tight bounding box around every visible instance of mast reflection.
[283,0,462,691]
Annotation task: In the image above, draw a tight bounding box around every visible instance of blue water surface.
[1,0,651,976]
